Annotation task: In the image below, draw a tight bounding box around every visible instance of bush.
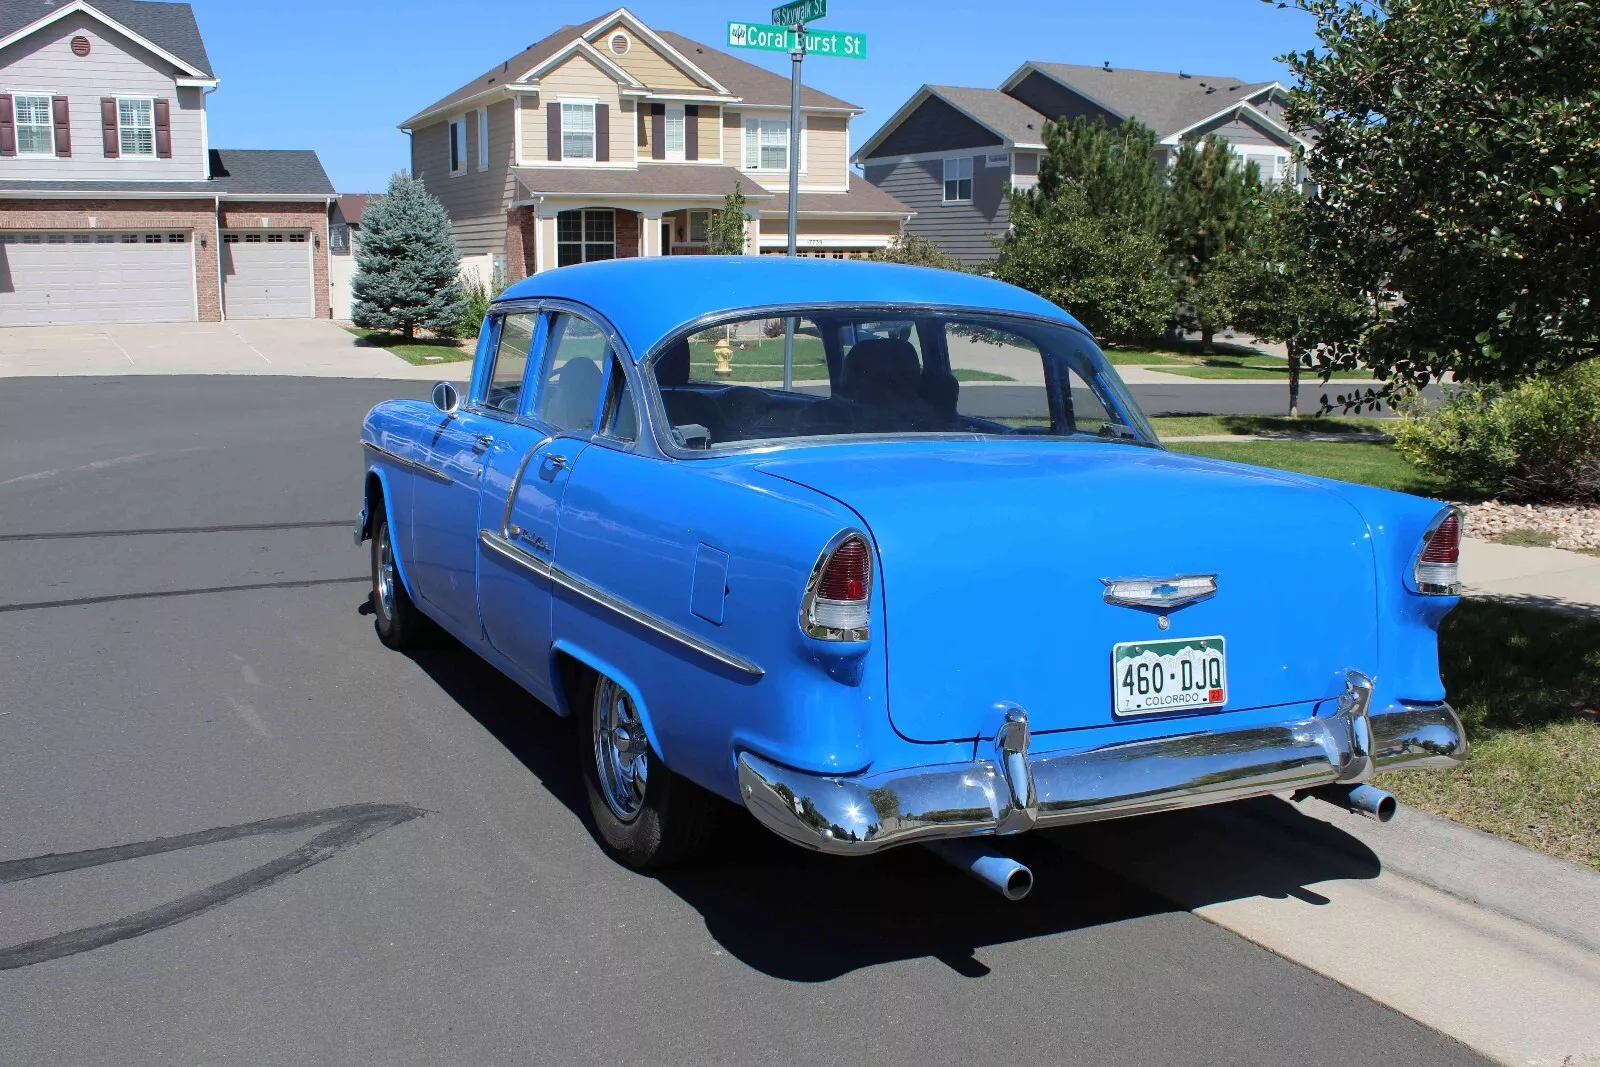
[456,266,504,339]
[1393,360,1600,502]
[869,234,964,271]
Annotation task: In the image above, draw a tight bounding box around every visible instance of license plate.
[1112,636,1227,716]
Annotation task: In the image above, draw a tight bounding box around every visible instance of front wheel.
[370,506,428,650]
[579,674,718,870]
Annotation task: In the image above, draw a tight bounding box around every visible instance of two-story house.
[0,0,336,325]
[855,61,1307,264]
[400,8,911,283]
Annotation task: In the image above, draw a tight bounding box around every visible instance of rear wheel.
[579,672,718,869]
[370,505,428,650]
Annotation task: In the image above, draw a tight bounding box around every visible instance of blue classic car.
[357,257,1466,899]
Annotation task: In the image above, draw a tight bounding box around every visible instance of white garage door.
[0,231,195,326]
[222,231,311,319]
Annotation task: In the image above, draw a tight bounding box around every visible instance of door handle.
[541,452,568,470]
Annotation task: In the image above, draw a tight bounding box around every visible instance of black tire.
[370,504,429,651]
[577,670,719,870]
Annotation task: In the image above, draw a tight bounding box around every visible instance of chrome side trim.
[362,440,453,485]
[735,693,1465,856]
[477,529,764,677]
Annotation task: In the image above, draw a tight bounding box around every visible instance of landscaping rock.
[1461,500,1600,552]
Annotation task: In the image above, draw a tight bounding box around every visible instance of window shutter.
[547,101,561,161]
[101,97,119,157]
[684,105,699,161]
[650,103,665,161]
[0,95,13,157]
[52,95,71,157]
[636,106,647,148]
[595,103,609,162]
[154,98,171,158]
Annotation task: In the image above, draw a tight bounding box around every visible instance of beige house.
[399,8,911,282]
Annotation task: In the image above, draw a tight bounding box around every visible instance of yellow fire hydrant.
[712,335,734,377]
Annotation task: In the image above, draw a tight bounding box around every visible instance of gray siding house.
[855,62,1305,265]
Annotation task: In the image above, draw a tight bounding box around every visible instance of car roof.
[493,257,1084,360]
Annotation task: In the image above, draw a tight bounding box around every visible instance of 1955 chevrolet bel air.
[357,257,1466,899]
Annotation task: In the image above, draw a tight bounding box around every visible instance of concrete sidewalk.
[1461,537,1600,617]
[0,320,472,381]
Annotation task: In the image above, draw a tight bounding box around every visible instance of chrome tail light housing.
[1413,507,1463,595]
[801,531,872,641]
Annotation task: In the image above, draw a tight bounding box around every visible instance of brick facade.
[613,210,640,259]
[218,201,331,318]
[0,198,223,321]
[506,206,537,281]
[0,197,331,321]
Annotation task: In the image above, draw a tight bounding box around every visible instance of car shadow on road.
[400,627,1384,983]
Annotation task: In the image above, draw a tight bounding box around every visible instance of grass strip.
[344,327,472,365]
[1166,439,1446,495]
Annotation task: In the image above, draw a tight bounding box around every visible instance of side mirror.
[431,381,460,415]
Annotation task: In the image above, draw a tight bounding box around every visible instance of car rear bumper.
[736,685,1466,856]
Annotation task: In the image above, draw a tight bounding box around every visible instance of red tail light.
[802,533,872,640]
[1414,509,1462,594]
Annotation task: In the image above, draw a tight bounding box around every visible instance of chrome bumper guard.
[736,674,1467,856]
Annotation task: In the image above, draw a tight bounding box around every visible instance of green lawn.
[1104,340,1373,380]
[1167,439,1446,495]
[1152,414,1393,438]
[1387,600,1600,871]
[345,327,472,365]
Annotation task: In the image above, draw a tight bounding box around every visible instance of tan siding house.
[400,8,910,279]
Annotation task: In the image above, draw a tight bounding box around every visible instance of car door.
[478,308,612,701]
[408,313,532,639]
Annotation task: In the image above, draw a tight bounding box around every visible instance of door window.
[483,312,538,415]
[600,355,638,442]
[536,313,609,432]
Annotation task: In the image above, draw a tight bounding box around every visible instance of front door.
[479,309,611,697]
[409,313,534,638]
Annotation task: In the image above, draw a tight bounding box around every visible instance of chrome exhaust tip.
[1302,783,1399,823]
[924,838,1034,901]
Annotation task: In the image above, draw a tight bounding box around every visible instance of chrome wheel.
[592,678,649,822]
[375,522,396,618]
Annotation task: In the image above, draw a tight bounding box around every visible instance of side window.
[536,312,609,432]
[483,312,537,414]
[600,355,638,442]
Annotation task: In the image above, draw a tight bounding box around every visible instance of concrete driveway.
[0,319,471,380]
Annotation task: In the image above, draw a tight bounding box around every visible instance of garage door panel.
[221,233,310,319]
[0,236,195,326]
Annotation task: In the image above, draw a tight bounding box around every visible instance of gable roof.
[0,0,213,77]
[337,193,379,225]
[854,86,1048,162]
[1010,62,1278,140]
[580,9,729,96]
[403,12,859,128]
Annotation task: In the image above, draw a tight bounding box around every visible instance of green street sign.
[771,0,825,25]
[726,21,867,58]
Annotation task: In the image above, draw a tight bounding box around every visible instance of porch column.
[642,211,664,257]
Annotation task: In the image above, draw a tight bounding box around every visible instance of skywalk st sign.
[771,0,826,24]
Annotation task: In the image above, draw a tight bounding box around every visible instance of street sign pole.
[783,21,807,388]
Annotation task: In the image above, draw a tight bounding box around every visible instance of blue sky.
[191,0,1320,193]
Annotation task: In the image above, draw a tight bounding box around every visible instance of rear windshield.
[647,309,1156,452]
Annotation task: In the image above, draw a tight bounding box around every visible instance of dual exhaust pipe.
[924,783,1399,902]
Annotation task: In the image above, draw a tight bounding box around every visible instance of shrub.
[456,265,504,339]
[1393,360,1600,502]
[869,234,963,271]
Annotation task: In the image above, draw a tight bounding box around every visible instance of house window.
[743,116,792,171]
[943,156,973,202]
[687,210,710,243]
[562,102,596,161]
[1240,150,1290,186]
[288,232,307,243]
[449,117,466,174]
[664,104,685,161]
[478,109,490,169]
[13,95,53,156]
[329,223,349,253]
[118,98,155,157]
[556,208,614,266]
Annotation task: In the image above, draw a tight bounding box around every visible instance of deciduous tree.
[707,182,750,255]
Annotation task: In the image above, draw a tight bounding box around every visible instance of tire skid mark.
[0,576,367,614]
[0,519,351,543]
[0,803,426,970]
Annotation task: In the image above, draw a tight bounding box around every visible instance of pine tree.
[1027,116,1165,234]
[352,173,466,340]
[706,182,749,255]
[1163,135,1262,352]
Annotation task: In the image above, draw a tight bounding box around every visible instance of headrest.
[656,339,691,387]
[840,338,921,401]
[546,356,603,428]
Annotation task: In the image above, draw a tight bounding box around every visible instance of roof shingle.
[0,149,334,196]
[1024,62,1276,139]
[925,86,1048,147]
[0,0,213,76]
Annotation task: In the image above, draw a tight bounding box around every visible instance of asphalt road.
[0,376,1485,1066]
